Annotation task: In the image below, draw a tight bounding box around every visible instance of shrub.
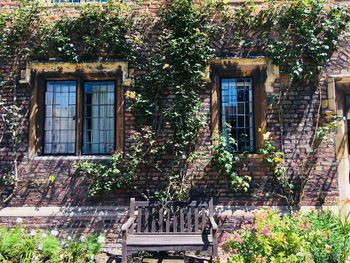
[221,209,350,263]
[0,226,104,263]
[302,211,350,263]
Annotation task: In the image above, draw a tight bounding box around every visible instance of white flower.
[97,235,105,244]
[60,254,64,260]
[29,229,36,236]
[16,217,23,224]
[67,236,72,241]
[50,230,59,237]
[79,235,86,242]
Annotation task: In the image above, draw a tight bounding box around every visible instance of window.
[221,78,254,152]
[42,80,116,155]
[83,82,115,154]
[27,62,127,158]
[211,58,270,153]
[44,81,77,154]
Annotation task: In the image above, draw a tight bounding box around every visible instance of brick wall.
[0,0,347,242]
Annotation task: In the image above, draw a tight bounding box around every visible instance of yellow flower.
[325,244,332,253]
[273,157,283,164]
[125,91,136,99]
[223,0,228,4]
[263,132,271,140]
[163,63,170,70]
[193,3,200,9]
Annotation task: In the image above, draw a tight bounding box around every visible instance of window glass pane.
[221,78,254,152]
[44,81,77,154]
[83,81,115,154]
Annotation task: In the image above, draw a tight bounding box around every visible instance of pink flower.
[223,232,231,239]
[262,229,269,235]
[233,234,244,244]
[237,238,244,244]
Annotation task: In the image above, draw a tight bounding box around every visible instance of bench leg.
[122,242,127,263]
[213,243,218,258]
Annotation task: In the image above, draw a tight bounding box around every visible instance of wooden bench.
[121,198,218,262]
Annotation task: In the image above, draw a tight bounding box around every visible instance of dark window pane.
[83,81,115,154]
[221,78,254,152]
[44,81,77,154]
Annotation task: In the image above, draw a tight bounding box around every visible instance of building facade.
[0,0,350,244]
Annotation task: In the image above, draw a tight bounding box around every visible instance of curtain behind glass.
[83,82,115,154]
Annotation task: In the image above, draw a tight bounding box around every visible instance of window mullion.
[76,78,83,155]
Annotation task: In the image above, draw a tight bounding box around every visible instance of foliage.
[220,209,350,263]
[0,93,27,203]
[74,153,125,196]
[0,226,104,263]
[316,114,343,142]
[74,127,156,197]
[37,2,133,61]
[0,1,43,58]
[127,0,214,200]
[259,136,294,206]
[222,0,349,81]
[211,124,250,192]
[303,210,350,263]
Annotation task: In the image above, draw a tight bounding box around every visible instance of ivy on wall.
[0,0,349,205]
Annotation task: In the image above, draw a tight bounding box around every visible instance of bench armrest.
[121,217,135,233]
[209,216,218,232]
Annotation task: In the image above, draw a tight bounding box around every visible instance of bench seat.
[127,234,213,246]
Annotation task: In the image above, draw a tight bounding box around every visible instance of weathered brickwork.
[0,0,349,243]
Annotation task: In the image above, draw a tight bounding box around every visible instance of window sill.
[32,155,111,161]
[238,153,264,158]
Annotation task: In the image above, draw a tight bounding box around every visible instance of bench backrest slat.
[131,199,212,234]
[159,208,164,232]
[144,207,149,233]
[166,208,170,232]
[180,209,185,232]
[201,207,206,231]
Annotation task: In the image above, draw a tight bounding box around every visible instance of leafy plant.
[0,226,104,263]
[303,210,350,263]
[221,209,350,263]
[316,115,343,142]
[211,124,250,192]
[259,137,294,208]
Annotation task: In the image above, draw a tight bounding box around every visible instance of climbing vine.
[0,0,349,205]
[211,124,251,192]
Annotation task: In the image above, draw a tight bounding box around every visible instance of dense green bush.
[220,209,350,263]
[0,225,104,263]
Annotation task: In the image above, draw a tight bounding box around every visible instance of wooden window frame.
[211,58,268,153]
[29,68,125,158]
